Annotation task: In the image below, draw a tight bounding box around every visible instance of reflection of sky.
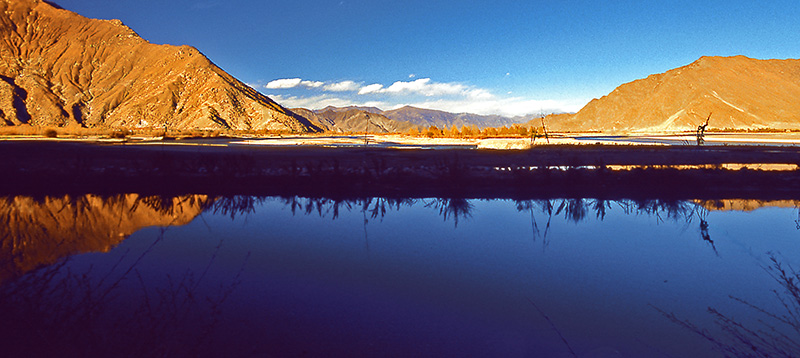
[70,198,800,357]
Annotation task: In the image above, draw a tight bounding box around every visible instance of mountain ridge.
[0,0,319,132]
[291,107,417,133]
[291,105,538,132]
[549,55,800,132]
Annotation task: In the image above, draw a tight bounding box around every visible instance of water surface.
[1,195,798,357]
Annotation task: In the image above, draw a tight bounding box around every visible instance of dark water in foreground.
[1,196,799,357]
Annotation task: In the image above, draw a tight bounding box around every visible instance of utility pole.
[364,114,369,147]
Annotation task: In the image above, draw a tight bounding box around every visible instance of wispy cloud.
[403,97,588,117]
[323,80,360,92]
[360,78,475,97]
[268,94,390,110]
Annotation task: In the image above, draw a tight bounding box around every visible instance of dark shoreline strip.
[3,141,800,200]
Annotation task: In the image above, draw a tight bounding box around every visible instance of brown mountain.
[0,194,213,281]
[293,107,418,133]
[382,106,528,129]
[0,0,319,132]
[550,56,800,132]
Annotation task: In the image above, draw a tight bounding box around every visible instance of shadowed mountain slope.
[293,107,418,133]
[0,0,319,132]
[550,56,800,132]
[382,106,531,129]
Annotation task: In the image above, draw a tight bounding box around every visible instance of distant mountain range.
[549,56,800,132]
[0,0,319,132]
[292,107,417,133]
[292,105,537,133]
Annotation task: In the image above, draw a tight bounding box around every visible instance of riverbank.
[3,140,800,200]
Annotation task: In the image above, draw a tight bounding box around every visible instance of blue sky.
[55,0,800,116]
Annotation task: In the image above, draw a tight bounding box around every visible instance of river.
[1,195,798,357]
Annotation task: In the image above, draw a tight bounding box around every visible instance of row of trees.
[407,124,542,138]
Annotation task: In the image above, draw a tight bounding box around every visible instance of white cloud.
[358,83,384,95]
[264,77,477,98]
[364,78,473,97]
[265,78,326,89]
[266,78,303,89]
[301,80,324,88]
[323,80,361,92]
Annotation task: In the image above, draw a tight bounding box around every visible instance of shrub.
[110,130,129,139]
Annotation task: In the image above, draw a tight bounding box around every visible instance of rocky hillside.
[550,56,800,132]
[0,0,319,132]
[0,194,212,281]
[296,105,533,132]
[293,107,418,133]
[381,106,530,129]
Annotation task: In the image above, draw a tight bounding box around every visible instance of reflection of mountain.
[0,194,213,281]
[696,199,800,212]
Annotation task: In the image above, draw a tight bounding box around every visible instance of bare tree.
[696,113,711,146]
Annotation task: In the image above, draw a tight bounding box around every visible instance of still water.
[1,195,799,357]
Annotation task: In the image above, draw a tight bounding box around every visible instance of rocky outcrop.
[550,56,800,132]
[0,0,319,132]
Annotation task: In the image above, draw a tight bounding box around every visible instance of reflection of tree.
[424,198,474,227]
[515,200,554,250]
[516,198,697,226]
[592,199,612,220]
[276,197,415,221]
[555,199,589,223]
[212,196,264,219]
[363,197,416,221]
[659,254,800,357]
[696,206,718,255]
[273,196,475,226]
[795,205,800,230]
[622,199,696,223]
